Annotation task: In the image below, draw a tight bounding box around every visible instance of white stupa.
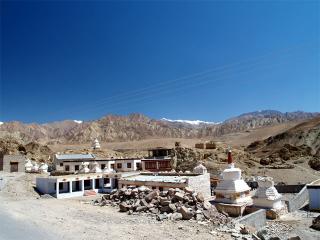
[92,138,101,150]
[78,162,90,174]
[193,163,207,175]
[103,167,115,173]
[25,159,33,172]
[253,176,284,209]
[90,161,102,173]
[214,150,252,204]
[39,163,48,173]
[32,162,39,172]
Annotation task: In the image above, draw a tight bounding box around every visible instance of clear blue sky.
[1,1,319,123]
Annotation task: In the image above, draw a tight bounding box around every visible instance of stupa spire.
[227,149,233,164]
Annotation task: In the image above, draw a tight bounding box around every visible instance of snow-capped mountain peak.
[73,120,83,124]
[161,118,219,125]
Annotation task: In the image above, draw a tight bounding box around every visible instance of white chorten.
[25,159,33,172]
[214,150,252,204]
[193,163,207,175]
[39,163,48,173]
[253,176,284,209]
[78,162,90,174]
[92,138,101,150]
[32,162,39,171]
[90,161,102,173]
[103,167,115,173]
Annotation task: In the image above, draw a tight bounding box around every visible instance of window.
[65,165,70,171]
[159,161,170,169]
[117,163,122,169]
[111,164,115,169]
[75,165,79,171]
[136,163,141,170]
[104,178,110,184]
[145,161,157,169]
[101,164,106,170]
[127,162,132,168]
[60,162,63,167]
[95,179,100,189]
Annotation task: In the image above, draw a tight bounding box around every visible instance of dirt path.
[0,173,231,240]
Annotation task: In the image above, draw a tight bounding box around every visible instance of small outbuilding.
[0,154,26,172]
[307,179,320,211]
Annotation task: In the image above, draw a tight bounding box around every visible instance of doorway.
[10,162,18,172]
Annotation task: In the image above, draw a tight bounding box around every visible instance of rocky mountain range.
[0,110,318,144]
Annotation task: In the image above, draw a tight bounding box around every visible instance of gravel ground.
[0,173,232,240]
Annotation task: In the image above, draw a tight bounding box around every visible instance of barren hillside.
[0,111,318,144]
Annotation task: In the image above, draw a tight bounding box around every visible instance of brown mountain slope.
[246,116,320,160]
[0,111,318,144]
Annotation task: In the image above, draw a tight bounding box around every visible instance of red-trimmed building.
[141,148,172,172]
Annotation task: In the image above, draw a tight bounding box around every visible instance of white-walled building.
[54,154,96,172]
[36,172,121,199]
[118,170,211,198]
[113,158,142,172]
[54,154,117,173]
[307,178,320,211]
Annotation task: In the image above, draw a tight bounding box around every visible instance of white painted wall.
[308,188,320,210]
[55,160,116,173]
[114,159,141,172]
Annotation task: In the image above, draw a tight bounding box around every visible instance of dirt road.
[0,173,231,240]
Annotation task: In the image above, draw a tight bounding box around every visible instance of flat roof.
[307,179,320,186]
[142,157,171,161]
[120,174,188,183]
[55,154,95,160]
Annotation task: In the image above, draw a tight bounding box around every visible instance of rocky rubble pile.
[95,186,229,223]
[311,215,320,231]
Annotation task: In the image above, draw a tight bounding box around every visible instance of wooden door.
[10,162,18,172]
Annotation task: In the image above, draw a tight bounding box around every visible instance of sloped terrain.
[246,117,320,169]
[0,136,53,162]
[0,111,317,144]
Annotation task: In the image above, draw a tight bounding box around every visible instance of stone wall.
[236,209,266,230]
[187,173,211,198]
[286,186,309,212]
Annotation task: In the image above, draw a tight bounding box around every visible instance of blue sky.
[1,1,319,123]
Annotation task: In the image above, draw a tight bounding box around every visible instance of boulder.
[136,206,148,212]
[196,192,204,202]
[160,197,171,206]
[287,237,301,240]
[160,206,171,213]
[203,201,212,210]
[174,192,185,201]
[179,206,193,220]
[168,188,175,196]
[138,186,150,192]
[119,202,129,212]
[169,203,177,212]
[196,213,204,221]
[311,215,320,231]
[156,214,168,221]
[184,187,194,194]
[171,212,183,220]
[145,190,159,202]
[140,199,150,207]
